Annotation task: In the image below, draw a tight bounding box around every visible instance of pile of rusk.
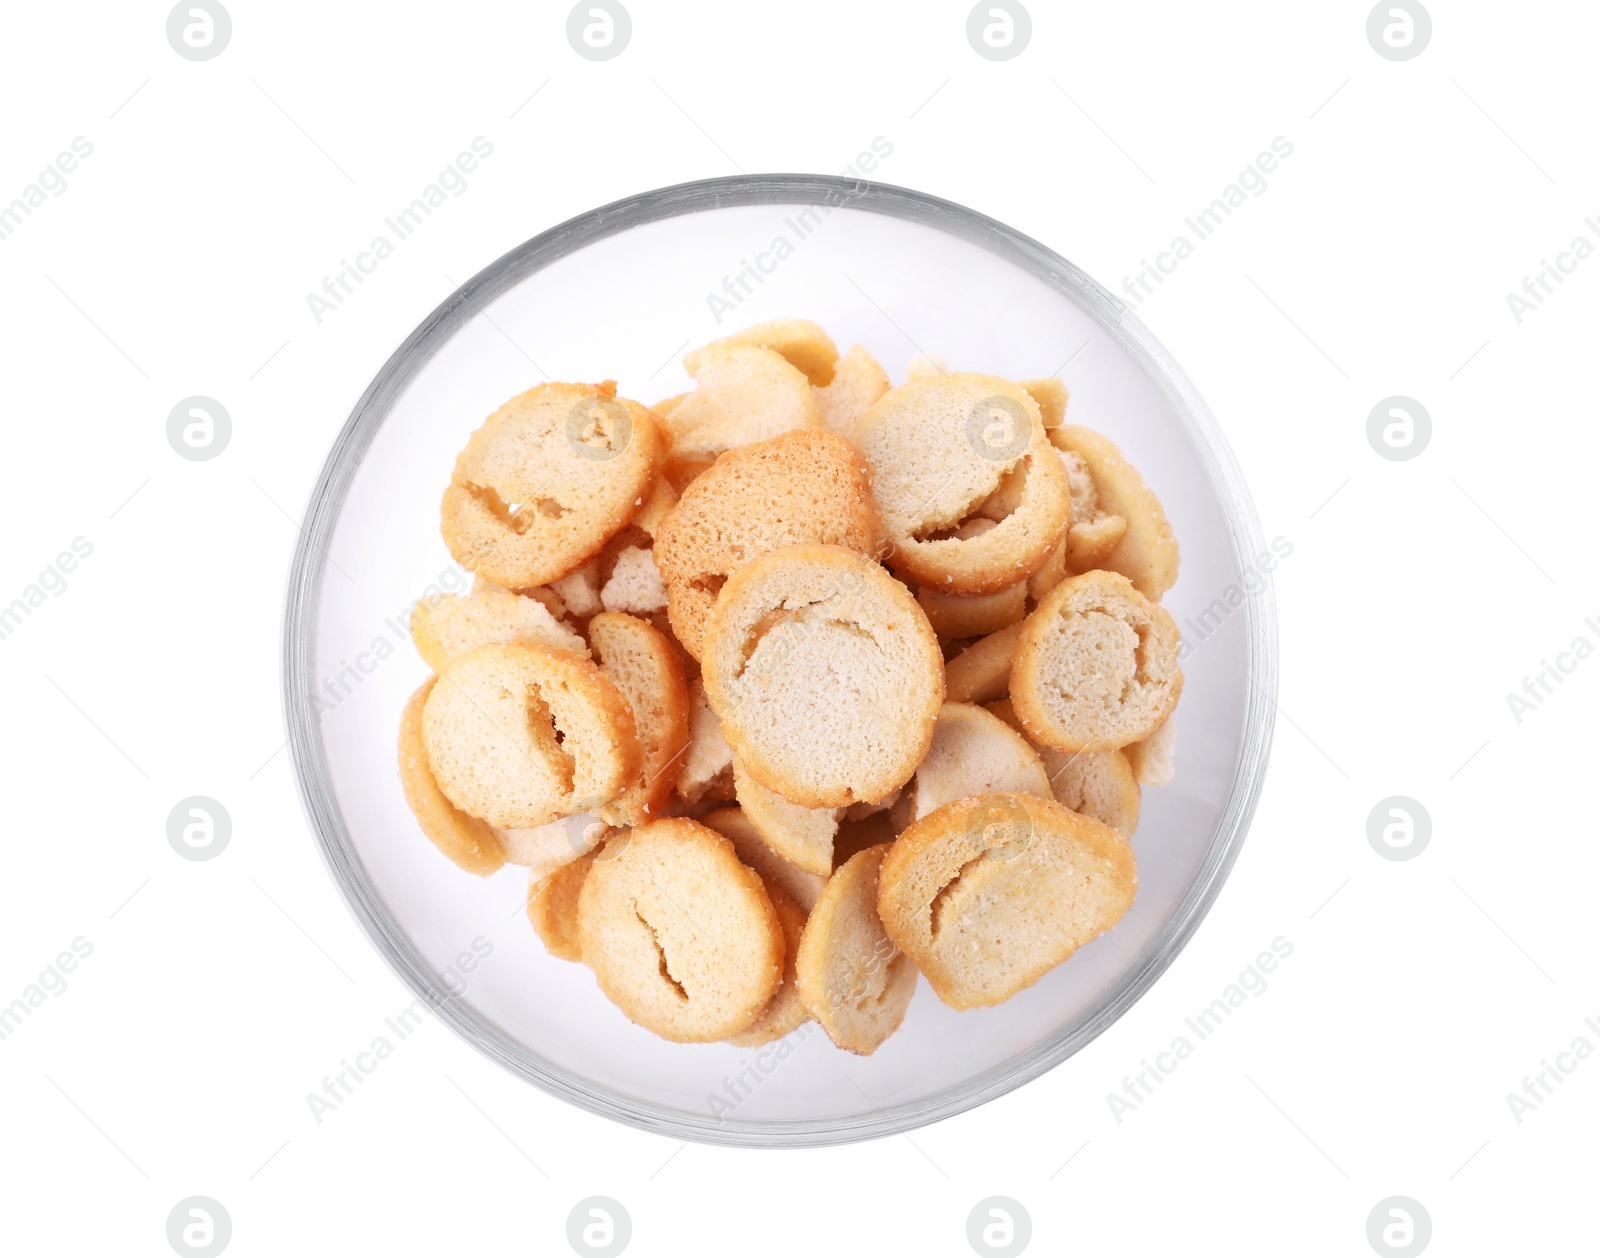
[397,319,1182,1055]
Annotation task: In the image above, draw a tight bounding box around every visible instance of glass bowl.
[283,174,1277,1148]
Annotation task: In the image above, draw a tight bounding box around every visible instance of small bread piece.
[665,343,821,463]
[916,580,1028,641]
[577,819,784,1042]
[651,393,689,417]
[1011,570,1182,753]
[598,546,669,615]
[854,374,1071,596]
[1019,377,1068,428]
[528,854,595,961]
[795,845,918,1055]
[1053,445,1127,570]
[732,757,844,879]
[653,428,883,660]
[1125,716,1176,787]
[552,560,603,618]
[630,474,678,538]
[421,643,640,829]
[676,680,735,808]
[943,622,1023,705]
[893,703,1050,829]
[589,613,691,827]
[397,679,505,875]
[1049,424,1177,598]
[814,344,890,435]
[1040,747,1142,838]
[878,794,1137,1009]
[701,806,828,911]
[410,584,590,671]
[440,381,660,589]
[689,319,839,387]
[497,810,610,878]
[725,880,812,1046]
[701,544,945,808]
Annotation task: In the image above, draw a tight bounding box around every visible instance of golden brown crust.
[1048,424,1178,599]
[653,428,883,660]
[440,382,660,589]
[1010,570,1182,753]
[878,793,1136,1009]
[700,805,828,910]
[664,343,821,463]
[577,819,784,1042]
[854,374,1071,596]
[687,318,840,387]
[795,844,918,1055]
[410,584,588,672]
[397,678,505,875]
[421,643,641,829]
[724,880,812,1046]
[527,854,594,961]
[588,613,691,827]
[943,622,1023,705]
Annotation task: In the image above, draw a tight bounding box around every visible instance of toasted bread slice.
[577,819,784,1042]
[893,703,1050,830]
[878,793,1136,1009]
[916,579,1028,641]
[795,844,918,1055]
[653,427,882,660]
[397,678,505,875]
[527,854,595,961]
[1048,424,1177,598]
[688,318,840,387]
[701,805,828,911]
[1011,570,1182,753]
[589,613,691,827]
[410,583,589,671]
[725,880,812,1046]
[1019,376,1068,428]
[943,622,1023,704]
[421,643,640,829]
[665,343,821,462]
[701,544,944,808]
[1125,716,1176,787]
[440,381,660,589]
[854,374,1070,596]
[814,344,890,435]
[732,757,844,879]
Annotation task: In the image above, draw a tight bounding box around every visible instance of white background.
[1,1,1595,1254]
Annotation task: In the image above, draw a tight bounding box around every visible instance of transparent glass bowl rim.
[282,173,1278,1149]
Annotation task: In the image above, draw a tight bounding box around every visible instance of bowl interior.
[289,179,1272,1145]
